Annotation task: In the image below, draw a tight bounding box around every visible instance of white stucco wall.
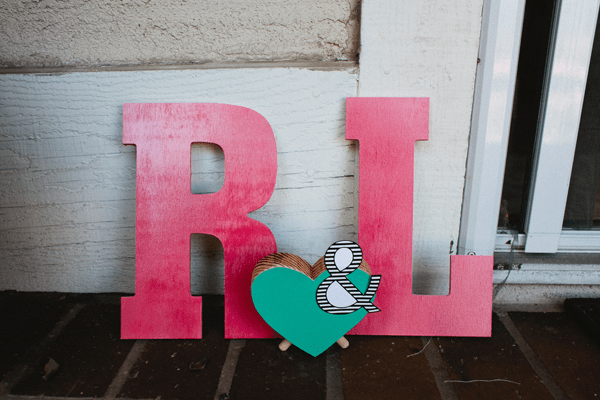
[0,0,359,68]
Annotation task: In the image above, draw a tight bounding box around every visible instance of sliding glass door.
[460,0,600,257]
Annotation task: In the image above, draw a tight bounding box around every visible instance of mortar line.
[422,337,460,400]
[213,339,246,400]
[103,340,147,400]
[0,303,86,397]
[498,312,569,400]
[326,346,344,400]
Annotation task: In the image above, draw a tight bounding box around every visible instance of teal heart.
[251,266,371,357]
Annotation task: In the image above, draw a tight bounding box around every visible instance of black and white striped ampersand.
[316,240,381,314]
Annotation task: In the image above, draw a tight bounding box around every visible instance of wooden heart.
[251,253,373,357]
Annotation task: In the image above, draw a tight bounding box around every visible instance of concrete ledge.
[493,284,600,312]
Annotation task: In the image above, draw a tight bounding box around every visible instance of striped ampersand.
[316,240,381,314]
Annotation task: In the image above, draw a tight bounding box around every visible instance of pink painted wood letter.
[122,103,278,339]
[346,97,493,337]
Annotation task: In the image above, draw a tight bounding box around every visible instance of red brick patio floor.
[1,292,599,400]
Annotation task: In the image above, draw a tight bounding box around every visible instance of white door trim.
[459,0,526,256]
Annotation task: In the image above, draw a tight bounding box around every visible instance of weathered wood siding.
[0,68,357,293]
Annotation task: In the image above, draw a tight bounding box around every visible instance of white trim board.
[359,0,484,294]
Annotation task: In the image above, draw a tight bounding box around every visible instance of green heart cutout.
[251,256,371,357]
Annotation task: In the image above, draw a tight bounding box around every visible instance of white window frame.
[460,0,600,284]
[458,0,526,256]
[524,0,600,253]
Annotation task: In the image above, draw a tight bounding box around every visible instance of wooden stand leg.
[336,336,349,349]
[279,339,292,351]
[279,337,349,352]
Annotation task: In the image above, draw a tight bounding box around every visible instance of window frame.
[460,0,600,285]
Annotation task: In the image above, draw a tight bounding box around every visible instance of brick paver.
[1,292,599,400]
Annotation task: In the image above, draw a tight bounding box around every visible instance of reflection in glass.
[497,0,556,231]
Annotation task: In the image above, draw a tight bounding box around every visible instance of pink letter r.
[121,103,278,339]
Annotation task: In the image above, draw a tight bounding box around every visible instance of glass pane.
[498,0,556,232]
[563,8,600,230]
